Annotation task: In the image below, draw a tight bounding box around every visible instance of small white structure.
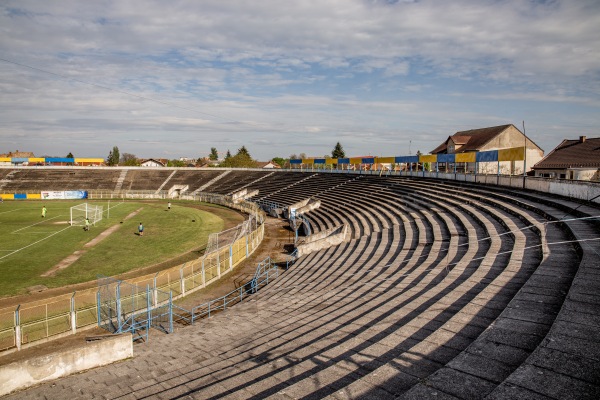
[140,159,165,167]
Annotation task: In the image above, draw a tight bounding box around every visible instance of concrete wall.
[0,333,132,396]
[297,225,348,257]
[296,199,321,215]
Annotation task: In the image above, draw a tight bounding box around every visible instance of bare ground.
[40,208,143,278]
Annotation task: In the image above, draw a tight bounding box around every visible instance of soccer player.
[84,218,90,231]
[168,202,171,210]
[42,206,47,218]
[138,222,144,236]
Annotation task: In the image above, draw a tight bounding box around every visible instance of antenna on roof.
[523,120,527,184]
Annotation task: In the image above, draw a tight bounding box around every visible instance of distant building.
[256,161,281,169]
[431,124,544,174]
[140,159,166,167]
[0,150,36,166]
[532,136,600,181]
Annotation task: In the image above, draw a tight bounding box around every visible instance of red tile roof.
[431,124,514,154]
[533,137,600,169]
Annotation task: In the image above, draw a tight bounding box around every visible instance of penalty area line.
[0,225,72,261]
[11,215,64,233]
[0,209,22,215]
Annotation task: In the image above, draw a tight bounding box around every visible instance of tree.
[120,153,139,166]
[272,157,286,168]
[106,146,120,166]
[237,146,250,157]
[299,153,307,160]
[66,152,74,159]
[219,145,258,168]
[289,154,298,160]
[332,142,345,159]
[209,147,219,160]
[225,149,232,159]
[167,159,186,167]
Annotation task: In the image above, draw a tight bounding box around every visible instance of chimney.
[580,136,587,143]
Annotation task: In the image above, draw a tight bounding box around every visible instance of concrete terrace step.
[5,172,600,400]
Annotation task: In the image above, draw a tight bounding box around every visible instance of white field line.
[103,201,124,215]
[0,225,72,261]
[0,209,21,215]
[11,215,64,233]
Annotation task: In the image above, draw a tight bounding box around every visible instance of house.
[140,159,166,167]
[532,136,600,181]
[257,161,281,169]
[431,124,544,174]
[0,150,36,166]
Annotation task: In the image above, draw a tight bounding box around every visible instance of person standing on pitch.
[42,205,47,218]
[84,218,91,231]
[168,202,171,210]
[138,222,144,236]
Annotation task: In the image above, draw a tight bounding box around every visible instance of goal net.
[70,203,104,226]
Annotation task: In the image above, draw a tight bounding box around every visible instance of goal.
[70,203,104,226]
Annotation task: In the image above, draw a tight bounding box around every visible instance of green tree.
[237,146,250,157]
[167,159,186,167]
[209,147,219,160]
[121,153,139,166]
[332,142,345,159]
[66,152,74,159]
[106,146,120,166]
[220,145,257,168]
[225,149,232,159]
[272,157,286,168]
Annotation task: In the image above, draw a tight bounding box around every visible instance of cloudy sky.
[1,0,599,161]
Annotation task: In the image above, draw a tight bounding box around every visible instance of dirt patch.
[41,208,143,278]
[173,216,295,309]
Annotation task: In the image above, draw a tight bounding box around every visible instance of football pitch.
[0,200,223,297]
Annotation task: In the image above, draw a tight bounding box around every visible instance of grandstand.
[1,167,599,399]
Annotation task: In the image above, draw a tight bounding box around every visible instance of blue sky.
[1,0,599,161]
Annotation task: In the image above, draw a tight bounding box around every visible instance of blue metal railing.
[189,256,281,323]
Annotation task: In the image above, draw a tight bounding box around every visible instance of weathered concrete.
[231,188,259,203]
[0,334,132,396]
[296,224,348,257]
[296,199,321,215]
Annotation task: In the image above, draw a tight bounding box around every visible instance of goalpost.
[70,203,104,226]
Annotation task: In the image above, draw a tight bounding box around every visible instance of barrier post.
[153,273,159,308]
[116,283,122,333]
[180,266,185,297]
[146,285,151,338]
[15,305,21,351]
[70,292,77,334]
[217,251,221,278]
[96,291,101,327]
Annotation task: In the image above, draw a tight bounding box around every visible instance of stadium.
[0,166,599,399]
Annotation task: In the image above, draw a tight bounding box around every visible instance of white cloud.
[0,0,598,159]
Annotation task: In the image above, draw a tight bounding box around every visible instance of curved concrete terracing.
[2,169,599,399]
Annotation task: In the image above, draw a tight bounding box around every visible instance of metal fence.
[0,193,265,352]
[97,277,173,342]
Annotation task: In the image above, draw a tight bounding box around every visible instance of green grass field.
[0,200,223,297]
